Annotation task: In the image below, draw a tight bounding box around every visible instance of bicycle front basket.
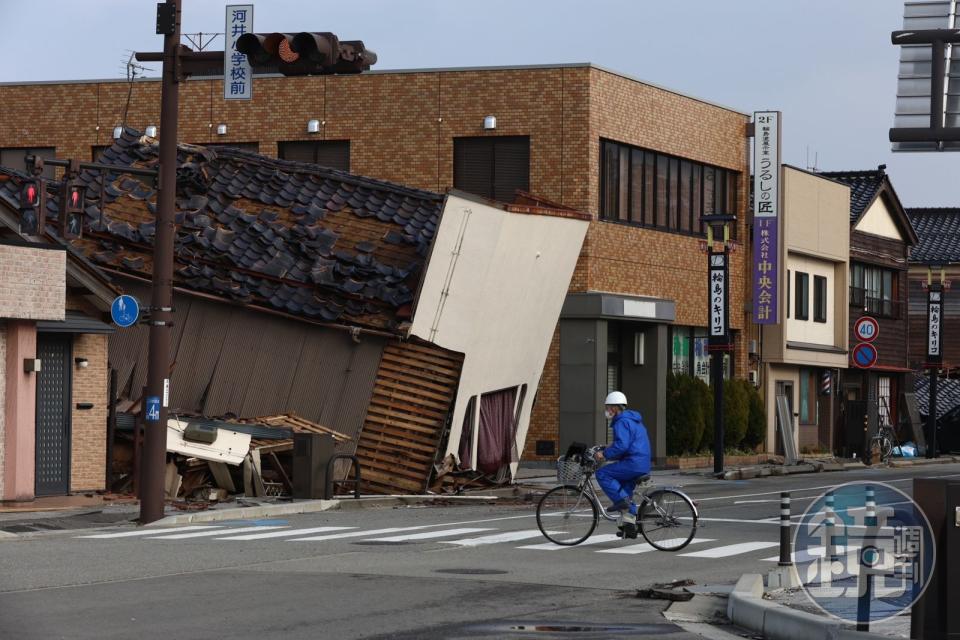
[556,456,584,484]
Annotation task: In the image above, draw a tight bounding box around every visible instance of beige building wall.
[760,167,850,453]
[855,199,905,241]
[410,194,589,470]
[0,244,66,322]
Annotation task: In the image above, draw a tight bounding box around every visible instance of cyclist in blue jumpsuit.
[594,391,651,538]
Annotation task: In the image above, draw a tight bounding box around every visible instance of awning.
[37,310,114,334]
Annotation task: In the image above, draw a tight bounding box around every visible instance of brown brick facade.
[0,64,750,465]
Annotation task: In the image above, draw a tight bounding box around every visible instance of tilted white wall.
[410,194,589,473]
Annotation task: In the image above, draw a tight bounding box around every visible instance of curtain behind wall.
[476,387,518,474]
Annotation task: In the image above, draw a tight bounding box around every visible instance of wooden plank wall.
[354,341,463,494]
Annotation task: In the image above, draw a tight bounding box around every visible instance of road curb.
[148,494,499,526]
[726,574,888,640]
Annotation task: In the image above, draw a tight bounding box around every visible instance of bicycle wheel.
[639,488,697,551]
[879,436,893,461]
[536,485,598,546]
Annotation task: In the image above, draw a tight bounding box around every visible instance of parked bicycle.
[869,423,900,464]
[535,445,699,550]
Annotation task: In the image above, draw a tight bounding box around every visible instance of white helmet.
[604,391,627,406]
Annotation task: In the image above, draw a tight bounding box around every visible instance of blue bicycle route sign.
[111,295,140,328]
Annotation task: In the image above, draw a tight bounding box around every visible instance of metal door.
[774,381,794,456]
[35,334,72,496]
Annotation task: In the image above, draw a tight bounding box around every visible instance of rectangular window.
[278,140,350,171]
[656,154,669,227]
[618,146,630,221]
[454,136,530,203]
[643,152,655,226]
[787,269,791,319]
[668,157,680,229]
[849,262,896,317]
[601,141,618,219]
[630,149,644,223]
[679,160,692,232]
[598,139,741,237]
[814,275,827,323]
[795,271,810,321]
[799,370,817,425]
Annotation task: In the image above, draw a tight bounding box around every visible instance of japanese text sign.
[752,111,781,325]
[224,5,253,100]
[927,288,943,363]
[709,252,728,344]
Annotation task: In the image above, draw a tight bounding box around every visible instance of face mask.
[604,408,615,420]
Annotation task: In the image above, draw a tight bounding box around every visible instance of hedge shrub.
[665,373,707,455]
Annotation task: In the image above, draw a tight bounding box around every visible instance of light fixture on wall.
[483,115,497,130]
[112,126,123,139]
[74,357,89,369]
[145,125,158,138]
[307,119,321,133]
[216,123,228,136]
[633,332,645,366]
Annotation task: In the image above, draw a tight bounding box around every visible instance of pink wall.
[3,321,36,501]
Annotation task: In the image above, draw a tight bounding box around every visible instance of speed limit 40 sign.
[854,316,879,342]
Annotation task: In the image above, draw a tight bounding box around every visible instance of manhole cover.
[435,568,509,575]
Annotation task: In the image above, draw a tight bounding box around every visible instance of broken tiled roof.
[818,167,886,223]
[0,128,444,333]
[915,374,960,419]
[907,208,960,264]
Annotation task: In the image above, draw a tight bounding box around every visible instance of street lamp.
[701,213,736,475]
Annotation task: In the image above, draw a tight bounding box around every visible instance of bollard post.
[779,491,793,566]
[857,485,877,632]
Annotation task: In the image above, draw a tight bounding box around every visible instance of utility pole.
[138,0,181,524]
[702,213,736,475]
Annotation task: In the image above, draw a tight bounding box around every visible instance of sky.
[1,0,956,206]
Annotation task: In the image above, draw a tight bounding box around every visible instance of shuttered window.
[278,140,350,171]
[454,136,530,202]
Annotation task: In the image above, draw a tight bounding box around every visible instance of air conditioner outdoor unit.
[748,339,758,356]
[747,370,759,386]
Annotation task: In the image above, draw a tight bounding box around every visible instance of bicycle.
[535,445,699,550]
[869,423,899,464]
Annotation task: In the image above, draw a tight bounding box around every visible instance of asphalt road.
[2,463,957,639]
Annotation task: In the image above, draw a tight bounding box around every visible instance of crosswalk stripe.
[519,533,623,550]
[216,526,355,541]
[439,530,549,547]
[596,537,716,555]
[290,525,438,542]
[147,526,287,540]
[679,541,779,558]
[369,527,492,542]
[78,525,223,539]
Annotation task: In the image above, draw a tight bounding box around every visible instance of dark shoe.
[622,513,638,539]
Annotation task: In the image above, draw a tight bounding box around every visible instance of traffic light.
[19,178,45,235]
[236,32,376,76]
[59,159,85,239]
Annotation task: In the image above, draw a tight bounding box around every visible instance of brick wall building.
[0,63,751,465]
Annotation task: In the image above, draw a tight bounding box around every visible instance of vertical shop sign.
[753,111,781,324]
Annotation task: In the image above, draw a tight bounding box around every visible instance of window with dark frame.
[599,139,739,238]
[795,271,810,321]
[850,262,896,317]
[278,140,350,171]
[814,275,828,323]
[453,136,530,203]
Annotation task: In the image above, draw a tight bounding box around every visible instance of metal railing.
[849,287,905,319]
